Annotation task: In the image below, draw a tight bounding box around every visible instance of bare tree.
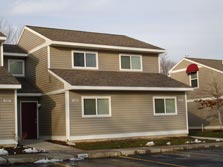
[196,76,223,129]
[160,54,176,76]
[0,17,21,44]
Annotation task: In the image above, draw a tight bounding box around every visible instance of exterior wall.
[50,46,159,73]
[18,29,45,52]
[17,97,39,140]
[69,91,187,139]
[25,47,64,93]
[188,101,223,129]
[171,59,191,71]
[0,90,16,144]
[39,93,66,138]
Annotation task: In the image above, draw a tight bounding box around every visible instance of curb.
[1,142,223,165]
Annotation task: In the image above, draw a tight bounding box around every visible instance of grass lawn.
[49,136,209,150]
[189,130,223,138]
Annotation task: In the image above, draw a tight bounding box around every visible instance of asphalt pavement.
[7,147,223,167]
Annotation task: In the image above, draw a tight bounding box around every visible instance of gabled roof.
[3,44,27,54]
[50,69,192,91]
[26,25,164,51]
[186,57,223,72]
[0,67,21,87]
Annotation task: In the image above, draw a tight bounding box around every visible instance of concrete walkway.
[20,140,81,154]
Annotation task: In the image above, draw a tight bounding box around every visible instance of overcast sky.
[0,0,222,61]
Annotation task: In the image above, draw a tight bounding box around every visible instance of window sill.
[82,115,112,118]
[154,113,177,116]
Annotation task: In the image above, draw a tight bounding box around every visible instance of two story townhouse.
[0,26,193,145]
[169,57,223,130]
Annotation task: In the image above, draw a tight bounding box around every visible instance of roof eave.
[67,86,193,91]
[0,84,21,89]
[51,41,166,53]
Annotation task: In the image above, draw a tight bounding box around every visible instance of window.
[82,97,111,117]
[72,51,98,69]
[190,72,199,88]
[8,59,25,77]
[120,54,142,71]
[153,97,177,115]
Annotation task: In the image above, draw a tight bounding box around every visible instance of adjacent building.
[169,57,223,130]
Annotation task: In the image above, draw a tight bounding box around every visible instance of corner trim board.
[65,91,70,141]
[70,130,188,140]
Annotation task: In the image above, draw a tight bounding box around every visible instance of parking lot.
[9,147,223,167]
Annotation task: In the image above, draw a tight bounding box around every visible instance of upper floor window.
[190,72,199,88]
[72,51,98,69]
[8,59,25,77]
[120,54,142,71]
[153,97,177,115]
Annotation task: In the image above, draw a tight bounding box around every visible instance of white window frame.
[82,96,112,118]
[119,54,143,72]
[153,96,177,116]
[189,71,199,89]
[71,50,98,70]
[8,59,25,77]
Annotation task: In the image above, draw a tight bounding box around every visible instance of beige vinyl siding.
[170,71,190,86]
[188,101,223,128]
[50,46,159,73]
[172,59,192,71]
[39,93,65,136]
[0,90,16,140]
[26,47,64,93]
[18,29,45,52]
[17,97,39,139]
[69,91,187,137]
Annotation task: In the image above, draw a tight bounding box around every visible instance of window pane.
[74,52,84,67]
[166,99,176,113]
[9,61,23,75]
[191,79,198,87]
[84,99,96,115]
[121,56,130,69]
[97,99,109,115]
[86,53,96,67]
[155,99,165,113]
[131,56,141,69]
[191,72,197,79]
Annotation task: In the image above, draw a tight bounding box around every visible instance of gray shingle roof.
[186,57,223,72]
[50,69,190,88]
[27,25,164,50]
[0,67,20,85]
[3,44,27,54]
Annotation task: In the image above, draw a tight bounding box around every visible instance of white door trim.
[20,101,39,139]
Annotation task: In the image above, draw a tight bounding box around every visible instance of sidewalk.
[1,140,223,165]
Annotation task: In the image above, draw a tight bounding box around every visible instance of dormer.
[3,44,28,77]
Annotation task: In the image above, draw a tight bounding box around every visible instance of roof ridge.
[26,25,127,37]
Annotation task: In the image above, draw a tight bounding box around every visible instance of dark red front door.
[21,102,37,139]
